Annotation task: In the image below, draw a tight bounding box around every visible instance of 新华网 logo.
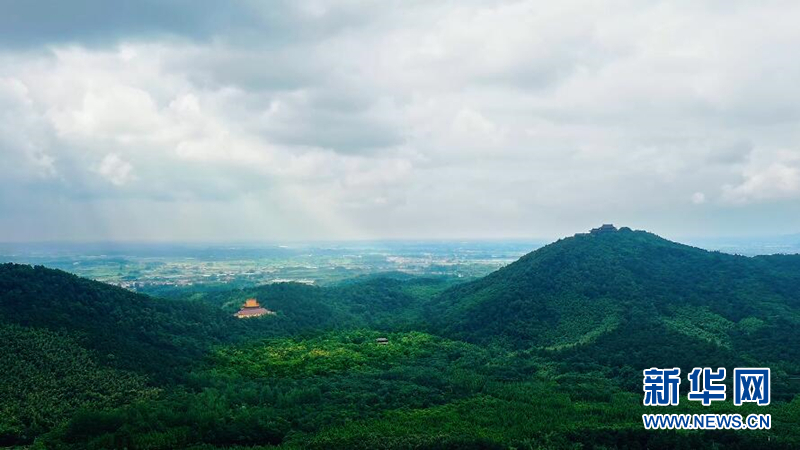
[643,367,770,406]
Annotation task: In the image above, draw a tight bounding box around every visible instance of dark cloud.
[0,0,243,47]
[0,0,395,49]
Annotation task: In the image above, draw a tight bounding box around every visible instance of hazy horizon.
[3,227,800,258]
[1,224,800,246]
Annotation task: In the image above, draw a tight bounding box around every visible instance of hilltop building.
[590,224,617,234]
[376,337,389,345]
[234,298,276,319]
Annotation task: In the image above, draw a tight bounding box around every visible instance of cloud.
[0,0,262,49]
[95,154,135,186]
[2,1,800,240]
[722,156,800,204]
[706,140,753,165]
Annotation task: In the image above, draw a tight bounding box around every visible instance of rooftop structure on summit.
[234,298,276,319]
[590,224,617,234]
[244,298,259,308]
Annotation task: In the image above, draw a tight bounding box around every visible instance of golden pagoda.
[234,298,276,319]
[244,298,260,308]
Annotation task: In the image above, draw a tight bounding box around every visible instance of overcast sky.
[2,0,800,242]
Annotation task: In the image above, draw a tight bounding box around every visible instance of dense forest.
[1,229,799,448]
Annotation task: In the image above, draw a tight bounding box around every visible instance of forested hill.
[0,263,242,444]
[2,233,800,448]
[0,263,240,381]
[0,264,433,380]
[0,263,456,446]
[428,227,800,374]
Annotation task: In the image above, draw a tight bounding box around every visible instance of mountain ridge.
[427,227,800,362]
[2,230,800,447]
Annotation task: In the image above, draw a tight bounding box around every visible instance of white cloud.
[722,160,800,204]
[95,153,135,186]
[2,1,800,240]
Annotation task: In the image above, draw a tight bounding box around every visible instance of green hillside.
[430,228,800,355]
[0,324,157,445]
[0,263,240,381]
[2,229,800,449]
[196,275,455,333]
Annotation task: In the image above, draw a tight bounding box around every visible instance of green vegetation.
[2,228,800,448]
[430,229,800,349]
[0,324,157,445]
[0,264,238,382]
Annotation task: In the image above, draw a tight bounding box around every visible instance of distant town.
[3,234,799,295]
[0,241,543,293]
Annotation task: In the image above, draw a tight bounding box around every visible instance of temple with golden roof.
[234,298,276,319]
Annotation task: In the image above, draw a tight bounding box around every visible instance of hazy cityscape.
[3,234,799,296]
[0,240,544,293]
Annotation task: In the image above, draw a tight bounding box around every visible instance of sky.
[2,0,800,242]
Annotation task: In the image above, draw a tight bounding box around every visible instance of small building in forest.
[234,298,276,319]
[590,224,617,234]
[376,337,389,345]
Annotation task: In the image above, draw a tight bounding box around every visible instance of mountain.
[429,227,800,388]
[0,263,237,444]
[3,232,800,449]
[0,264,456,447]
[0,264,430,380]
[0,263,241,382]
[196,274,456,332]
